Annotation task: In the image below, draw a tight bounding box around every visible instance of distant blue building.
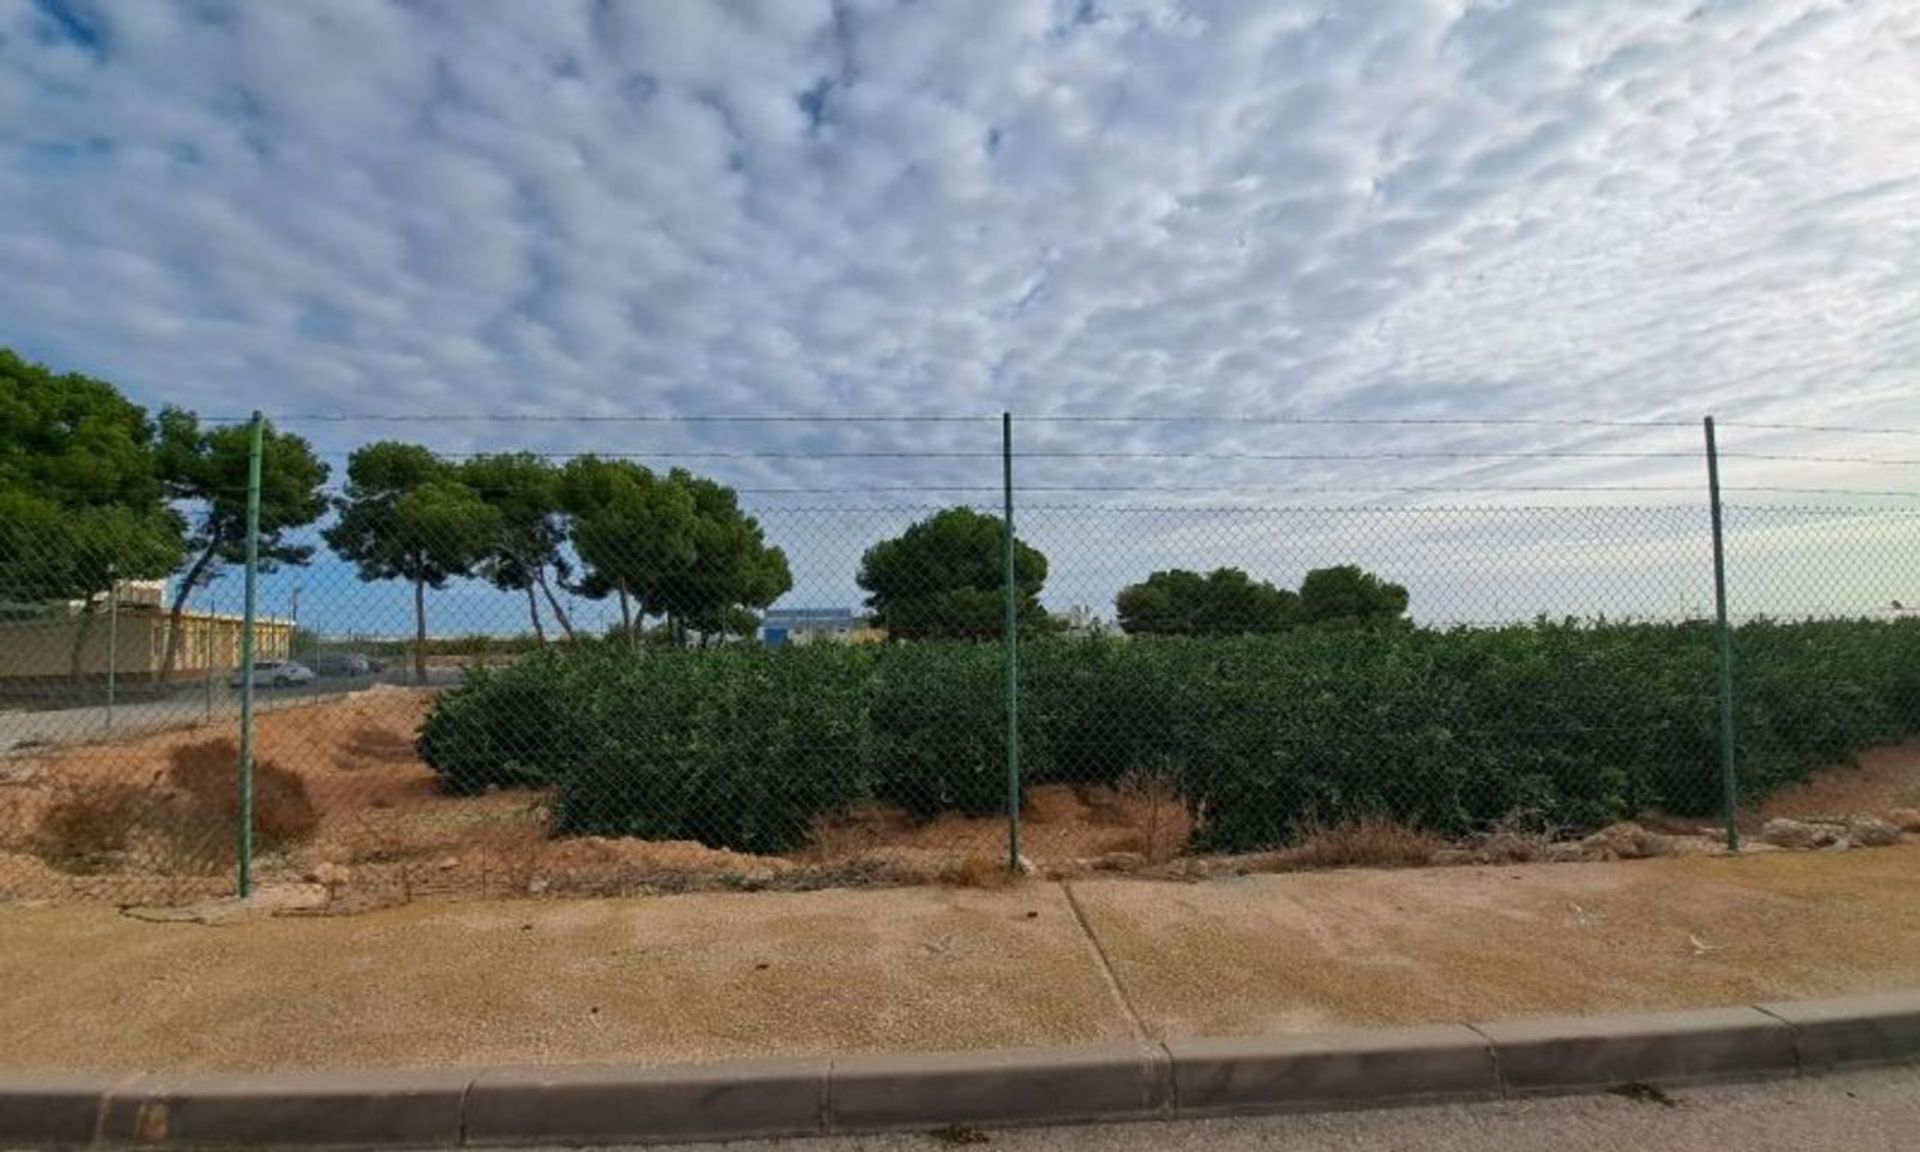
[759,607,878,646]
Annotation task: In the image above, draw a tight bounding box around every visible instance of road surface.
[632,1066,1920,1152]
[0,669,459,755]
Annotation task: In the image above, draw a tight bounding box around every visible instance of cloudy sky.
[3,0,1917,629]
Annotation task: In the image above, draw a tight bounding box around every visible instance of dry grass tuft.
[32,779,150,874]
[32,740,320,876]
[1273,815,1447,871]
[933,853,1022,889]
[165,739,320,854]
[1112,768,1191,863]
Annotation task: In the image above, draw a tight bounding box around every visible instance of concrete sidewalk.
[2,845,1917,1074]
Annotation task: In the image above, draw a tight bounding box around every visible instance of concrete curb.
[4,992,1915,1148]
[1476,1006,1797,1094]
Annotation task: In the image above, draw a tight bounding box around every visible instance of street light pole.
[288,584,303,661]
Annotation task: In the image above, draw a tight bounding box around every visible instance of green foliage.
[0,348,166,511]
[0,349,184,607]
[867,642,1008,819]
[1296,564,1410,627]
[0,492,183,604]
[1114,564,1408,636]
[423,643,874,850]
[153,408,330,679]
[1729,619,1920,797]
[324,444,500,588]
[415,651,587,794]
[460,453,572,613]
[555,645,875,853]
[559,458,789,643]
[651,469,792,634]
[156,408,330,573]
[857,507,1048,640]
[323,443,502,683]
[418,618,1920,857]
[558,457,691,640]
[1115,568,1298,635]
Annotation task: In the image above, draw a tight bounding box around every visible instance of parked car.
[229,660,317,688]
[310,652,373,677]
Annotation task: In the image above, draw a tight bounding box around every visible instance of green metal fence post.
[1002,411,1022,872]
[105,562,117,732]
[203,587,215,723]
[236,411,265,897]
[1704,416,1740,852]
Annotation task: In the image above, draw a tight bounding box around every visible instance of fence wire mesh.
[1,415,1916,909]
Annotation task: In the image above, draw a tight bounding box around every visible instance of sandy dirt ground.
[1,844,1917,1073]
[1754,739,1920,823]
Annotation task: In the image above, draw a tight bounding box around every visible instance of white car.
[229,660,317,689]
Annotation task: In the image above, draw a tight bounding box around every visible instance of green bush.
[550,644,877,853]
[868,641,1008,819]
[414,619,1920,856]
[414,649,591,794]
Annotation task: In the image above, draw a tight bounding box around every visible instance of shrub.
[32,779,148,874]
[415,649,591,794]
[869,642,1007,819]
[165,739,320,855]
[1023,637,1211,790]
[413,618,1920,857]
[550,645,877,854]
[1273,815,1447,870]
[32,740,319,875]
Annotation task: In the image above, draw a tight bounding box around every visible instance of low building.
[759,607,885,647]
[0,594,292,683]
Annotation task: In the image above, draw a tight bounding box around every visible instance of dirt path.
[2,844,1917,1073]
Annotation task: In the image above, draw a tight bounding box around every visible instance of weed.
[165,739,320,854]
[1276,815,1447,871]
[934,853,1020,889]
[1114,762,1191,863]
[1608,1081,1678,1108]
[928,1123,991,1145]
[31,778,148,874]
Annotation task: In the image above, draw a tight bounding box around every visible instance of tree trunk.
[524,582,546,644]
[156,543,219,685]
[412,576,428,686]
[536,570,576,641]
[617,584,635,652]
[69,597,100,686]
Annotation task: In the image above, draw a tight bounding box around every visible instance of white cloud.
[3,0,1919,626]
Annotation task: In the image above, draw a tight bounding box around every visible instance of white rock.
[1847,816,1901,848]
[1761,818,1845,850]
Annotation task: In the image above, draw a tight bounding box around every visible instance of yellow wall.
[0,611,291,680]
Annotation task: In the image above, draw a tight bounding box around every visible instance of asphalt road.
[0,669,458,755]
[635,1066,1920,1152]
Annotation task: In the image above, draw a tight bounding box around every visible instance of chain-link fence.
[3,415,1916,909]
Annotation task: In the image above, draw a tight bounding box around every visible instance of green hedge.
[415,620,1920,854]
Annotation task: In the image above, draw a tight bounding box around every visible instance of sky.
[2,0,1918,634]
